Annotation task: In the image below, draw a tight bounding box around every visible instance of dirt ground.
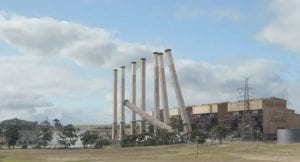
[0,142,300,162]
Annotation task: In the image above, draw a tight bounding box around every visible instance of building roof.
[0,118,38,126]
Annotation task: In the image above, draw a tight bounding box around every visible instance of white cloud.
[0,56,106,98]
[0,55,107,122]
[175,7,243,22]
[0,13,158,68]
[0,12,159,124]
[257,0,300,56]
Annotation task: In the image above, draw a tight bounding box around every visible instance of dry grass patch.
[0,142,300,162]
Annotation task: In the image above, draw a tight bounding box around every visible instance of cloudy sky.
[0,0,299,125]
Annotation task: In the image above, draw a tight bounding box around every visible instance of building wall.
[263,107,287,135]
[263,106,300,135]
[217,103,228,122]
[17,130,39,146]
[228,99,263,112]
[192,104,212,114]
[169,108,179,116]
[262,97,286,109]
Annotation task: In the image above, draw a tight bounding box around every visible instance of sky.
[0,0,300,125]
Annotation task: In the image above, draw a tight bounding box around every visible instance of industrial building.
[164,97,300,139]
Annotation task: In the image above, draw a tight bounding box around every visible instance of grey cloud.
[0,95,53,109]
[0,104,109,124]
[174,59,287,105]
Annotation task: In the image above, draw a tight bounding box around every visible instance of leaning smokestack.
[164,49,191,133]
[140,58,146,134]
[131,62,137,135]
[153,52,160,134]
[119,66,126,140]
[112,69,118,139]
[158,53,170,125]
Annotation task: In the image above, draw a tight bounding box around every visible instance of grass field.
[0,142,300,162]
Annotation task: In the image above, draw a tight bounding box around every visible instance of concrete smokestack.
[131,62,137,135]
[153,52,160,134]
[119,66,126,140]
[140,58,146,134]
[158,53,170,125]
[164,49,191,133]
[112,69,118,139]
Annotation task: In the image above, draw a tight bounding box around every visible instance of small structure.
[278,129,300,144]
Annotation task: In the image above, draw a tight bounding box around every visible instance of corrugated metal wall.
[277,129,300,144]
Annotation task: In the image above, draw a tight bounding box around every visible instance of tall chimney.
[140,58,146,134]
[153,52,160,134]
[112,69,118,139]
[119,66,126,140]
[164,49,191,133]
[131,62,137,135]
[158,53,170,125]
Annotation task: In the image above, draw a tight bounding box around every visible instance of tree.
[38,120,53,148]
[53,119,62,131]
[230,118,239,131]
[95,137,111,149]
[189,130,207,144]
[170,117,183,132]
[4,125,21,149]
[212,125,227,144]
[0,125,4,145]
[79,130,99,149]
[57,124,78,148]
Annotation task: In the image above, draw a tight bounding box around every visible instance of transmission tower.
[243,77,250,126]
[237,77,254,140]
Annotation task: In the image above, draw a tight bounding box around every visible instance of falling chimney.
[153,52,160,134]
[158,53,170,125]
[165,49,191,133]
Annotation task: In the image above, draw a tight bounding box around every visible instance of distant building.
[0,118,39,146]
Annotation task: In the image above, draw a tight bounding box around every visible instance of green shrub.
[95,138,111,149]
[188,130,208,143]
[22,145,28,149]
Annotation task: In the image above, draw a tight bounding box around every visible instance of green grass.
[0,142,300,162]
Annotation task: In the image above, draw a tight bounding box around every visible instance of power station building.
[162,97,300,138]
[106,96,300,140]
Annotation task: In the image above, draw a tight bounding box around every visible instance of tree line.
[0,119,110,149]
